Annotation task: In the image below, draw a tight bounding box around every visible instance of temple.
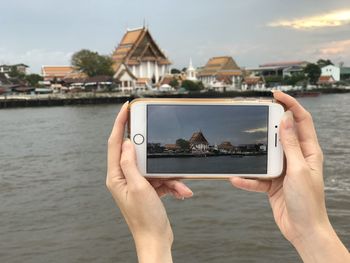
[189,131,209,152]
[197,56,242,91]
[112,26,171,91]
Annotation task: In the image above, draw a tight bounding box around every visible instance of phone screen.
[147,105,268,174]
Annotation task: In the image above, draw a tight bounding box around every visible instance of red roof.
[318,75,335,84]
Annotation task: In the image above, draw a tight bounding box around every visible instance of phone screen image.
[147,105,268,174]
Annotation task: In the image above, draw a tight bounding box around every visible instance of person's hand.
[230,91,350,262]
[106,102,193,263]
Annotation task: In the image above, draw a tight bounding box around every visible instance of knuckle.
[284,135,299,148]
[304,110,313,121]
[294,164,309,175]
[120,157,130,168]
[129,181,147,193]
[316,148,324,162]
[106,177,112,190]
[107,136,114,147]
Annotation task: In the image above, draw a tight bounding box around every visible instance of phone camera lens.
[275,125,278,128]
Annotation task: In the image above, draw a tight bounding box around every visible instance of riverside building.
[197,56,242,91]
[112,26,171,92]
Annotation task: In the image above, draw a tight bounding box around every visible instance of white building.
[321,65,340,82]
[186,58,197,81]
[112,27,171,91]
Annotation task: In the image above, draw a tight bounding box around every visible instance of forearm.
[135,237,173,263]
[293,223,350,263]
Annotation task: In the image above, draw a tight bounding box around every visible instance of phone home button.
[133,134,144,145]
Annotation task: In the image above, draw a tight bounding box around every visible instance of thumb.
[120,139,146,185]
[280,111,305,169]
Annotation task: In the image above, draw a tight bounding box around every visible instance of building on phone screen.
[189,131,209,153]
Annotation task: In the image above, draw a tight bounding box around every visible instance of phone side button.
[133,134,145,145]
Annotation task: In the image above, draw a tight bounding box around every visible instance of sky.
[147,105,268,145]
[1,0,350,74]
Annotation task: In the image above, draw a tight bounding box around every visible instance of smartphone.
[129,98,284,179]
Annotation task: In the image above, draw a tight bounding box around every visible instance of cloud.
[0,48,74,74]
[243,127,267,134]
[318,39,350,56]
[268,9,350,29]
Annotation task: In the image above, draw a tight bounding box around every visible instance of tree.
[264,76,283,87]
[282,73,306,86]
[176,139,190,151]
[317,59,333,68]
[169,78,179,88]
[71,49,114,77]
[170,68,181,74]
[8,66,25,80]
[25,74,43,87]
[304,63,321,84]
[181,80,201,91]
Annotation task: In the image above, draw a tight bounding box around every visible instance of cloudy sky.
[147,105,268,146]
[1,0,350,73]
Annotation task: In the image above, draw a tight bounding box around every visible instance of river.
[0,93,349,262]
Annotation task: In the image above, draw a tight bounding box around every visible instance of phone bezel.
[129,98,284,179]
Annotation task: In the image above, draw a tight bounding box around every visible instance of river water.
[0,94,349,263]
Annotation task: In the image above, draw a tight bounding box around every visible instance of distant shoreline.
[0,88,349,109]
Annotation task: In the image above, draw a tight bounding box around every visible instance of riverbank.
[0,87,349,108]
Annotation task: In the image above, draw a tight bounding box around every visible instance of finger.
[107,101,129,177]
[272,91,321,159]
[163,180,193,198]
[149,179,163,189]
[279,111,307,169]
[230,177,271,193]
[120,139,147,186]
[154,185,173,198]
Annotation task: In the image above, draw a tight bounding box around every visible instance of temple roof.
[112,27,171,72]
[189,131,209,145]
[197,56,242,77]
[41,66,74,78]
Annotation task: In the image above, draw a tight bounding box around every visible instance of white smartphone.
[129,98,284,179]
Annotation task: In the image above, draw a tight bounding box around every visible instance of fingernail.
[181,197,185,200]
[282,111,294,130]
[123,101,129,107]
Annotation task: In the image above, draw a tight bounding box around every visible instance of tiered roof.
[112,27,171,72]
[197,56,242,77]
[189,131,209,145]
[41,66,75,80]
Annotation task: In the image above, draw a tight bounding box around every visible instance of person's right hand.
[230,91,350,262]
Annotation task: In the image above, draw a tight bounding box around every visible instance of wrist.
[134,235,173,263]
[292,221,349,263]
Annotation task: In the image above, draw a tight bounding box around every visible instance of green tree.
[304,63,321,84]
[169,78,179,88]
[25,74,43,87]
[170,68,181,74]
[176,139,190,151]
[265,76,283,87]
[282,73,306,86]
[181,80,201,91]
[71,49,114,77]
[317,59,334,68]
[8,66,25,80]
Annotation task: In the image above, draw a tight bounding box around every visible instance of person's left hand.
[106,102,193,263]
